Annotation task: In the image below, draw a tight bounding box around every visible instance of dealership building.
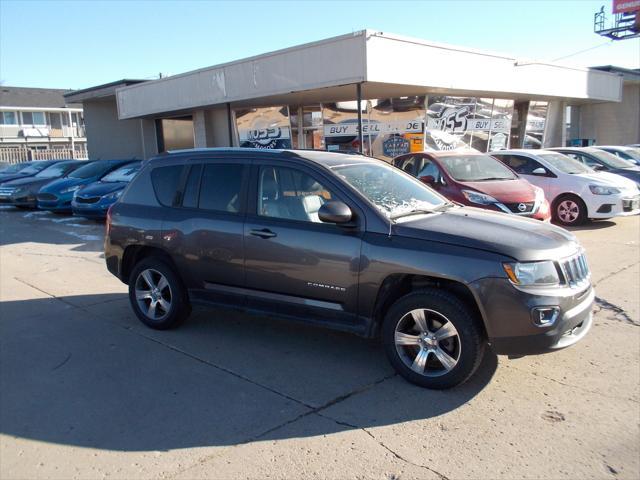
[65,30,637,161]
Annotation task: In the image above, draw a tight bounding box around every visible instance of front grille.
[0,187,15,197]
[504,202,534,214]
[37,193,58,202]
[559,251,590,288]
[76,196,100,204]
[622,195,639,212]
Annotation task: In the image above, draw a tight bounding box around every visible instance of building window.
[0,112,17,125]
[21,111,47,125]
[155,116,194,152]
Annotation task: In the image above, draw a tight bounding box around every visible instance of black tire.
[553,194,588,226]
[128,256,191,330]
[382,288,485,389]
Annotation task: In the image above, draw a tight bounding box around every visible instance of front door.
[243,163,363,327]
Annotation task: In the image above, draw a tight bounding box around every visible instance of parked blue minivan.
[72,161,142,219]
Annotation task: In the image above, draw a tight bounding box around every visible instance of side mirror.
[532,167,547,176]
[592,164,606,171]
[318,201,353,224]
[419,175,436,185]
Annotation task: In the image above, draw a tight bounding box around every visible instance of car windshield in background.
[0,163,30,174]
[35,162,72,178]
[17,162,50,175]
[332,162,446,219]
[439,154,517,181]
[538,153,593,174]
[588,149,636,169]
[101,162,142,183]
[69,161,113,179]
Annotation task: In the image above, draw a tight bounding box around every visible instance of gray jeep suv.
[105,149,593,389]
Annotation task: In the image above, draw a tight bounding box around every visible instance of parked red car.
[394,150,551,221]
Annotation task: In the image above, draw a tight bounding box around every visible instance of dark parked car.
[394,150,551,221]
[0,160,86,208]
[105,149,593,389]
[72,161,142,219]
[550,147,640,186]
[0,160,64,185]
[38,159,137,212]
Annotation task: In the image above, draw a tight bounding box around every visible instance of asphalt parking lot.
[0,206,638,480]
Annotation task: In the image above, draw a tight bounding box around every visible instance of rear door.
[243,161,364,327]
[161,158,249,304]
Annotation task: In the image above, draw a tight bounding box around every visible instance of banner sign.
[613,0,640,14]
[324,120,422,137]
[426,115,510,133]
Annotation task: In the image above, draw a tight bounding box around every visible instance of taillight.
[106,204,114,236]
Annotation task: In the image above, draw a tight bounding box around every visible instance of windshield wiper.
[390,203,453,221]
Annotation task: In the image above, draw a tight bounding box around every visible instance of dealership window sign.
[235,106,292,149]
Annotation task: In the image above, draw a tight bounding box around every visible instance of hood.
[0,172,36,184]
[76,181,127,197]
[575,171,639,190]
[394,206,578,261]
[1,176,57,192]
[39,176,88,194]
[456,178,535,202]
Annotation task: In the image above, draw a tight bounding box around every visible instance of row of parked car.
[0,145,639,227]
[394,146,640,226]
[0,159,141,218]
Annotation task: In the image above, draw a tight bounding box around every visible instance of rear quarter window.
[150,165,184,206]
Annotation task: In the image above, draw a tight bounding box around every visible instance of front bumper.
[37,193,73,212]
[588,193,640,219]
[72,198,112,219]
[471,277,594,356]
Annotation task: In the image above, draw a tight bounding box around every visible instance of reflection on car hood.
[1,176,57,190]
[574,171,639,189]
[0,172,36,184]
[77,181,127,197]
[457,178,536,202]
[39,177,88,193]
[395,206,578,261]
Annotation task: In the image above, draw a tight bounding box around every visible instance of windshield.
[589,149,637,168]
[332,162,446,219]
[439,154,517,181]
[100,162,141,183]
[16,162,50,175]
[538,153,593,174]
[0,163,31,174]
[35,162,73,178]
[69,161,114,179]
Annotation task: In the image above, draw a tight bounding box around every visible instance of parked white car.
[491,149,640,226]
[593,145,640,166]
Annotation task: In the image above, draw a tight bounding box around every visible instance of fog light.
[532,307,559,327]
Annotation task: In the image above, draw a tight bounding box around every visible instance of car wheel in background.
[128,257,191,329]
[382,288,485,389]
[553,194,587,226]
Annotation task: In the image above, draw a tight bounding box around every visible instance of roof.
[590,65,640,83]
[0,87,80,108]
[64,79,147,103]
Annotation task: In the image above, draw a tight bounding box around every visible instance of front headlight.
[462,190,497,205]
[503,261,559,286]
[103,190,123,201]
[589,184,620,195]
[61,185,81,194]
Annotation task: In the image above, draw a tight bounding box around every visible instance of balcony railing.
[0,125,86,139]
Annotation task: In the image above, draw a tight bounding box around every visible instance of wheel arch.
[369,274,487,340]
[121,245,179,285]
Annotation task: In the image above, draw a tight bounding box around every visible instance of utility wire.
[552,40,612,62]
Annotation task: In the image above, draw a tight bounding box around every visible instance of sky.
[1,0,639,89]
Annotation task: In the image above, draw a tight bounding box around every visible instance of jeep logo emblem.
[517,203,527,212]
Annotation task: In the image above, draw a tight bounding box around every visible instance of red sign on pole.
[613,0,640,14]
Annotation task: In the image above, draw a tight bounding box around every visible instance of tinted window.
[495,154,544,175]
[181,164,202,209]
[69,161,117,179]
[198,164,244,213]
[258,166,335,223]
[151,165,184,206]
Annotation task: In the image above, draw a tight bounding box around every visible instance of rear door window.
[181,164,202,209]
[198,164,245,213]
[151,165,184,207]
[495,154,542,175]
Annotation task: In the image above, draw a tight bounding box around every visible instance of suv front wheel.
[382,289,485,389]
[128,257,191,329]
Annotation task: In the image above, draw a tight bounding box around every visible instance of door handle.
[250,228,277,239]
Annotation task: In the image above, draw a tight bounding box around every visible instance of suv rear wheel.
[382,288,485,389]
[128,257,191,329]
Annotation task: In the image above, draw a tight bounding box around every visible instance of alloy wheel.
[134,268,172,320]
[394,308,461,377]
[557,200,580,224]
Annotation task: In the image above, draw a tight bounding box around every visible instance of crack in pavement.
[594,297,639,326]
[593,261,639,288]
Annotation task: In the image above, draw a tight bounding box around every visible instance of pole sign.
[613,0,640,14]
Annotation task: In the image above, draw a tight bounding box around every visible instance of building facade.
[66,31,627,162]
[0,87,87,162]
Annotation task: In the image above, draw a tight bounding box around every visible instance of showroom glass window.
[234,106,292,149]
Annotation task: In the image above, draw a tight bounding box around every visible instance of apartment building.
[0,87,87,162]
